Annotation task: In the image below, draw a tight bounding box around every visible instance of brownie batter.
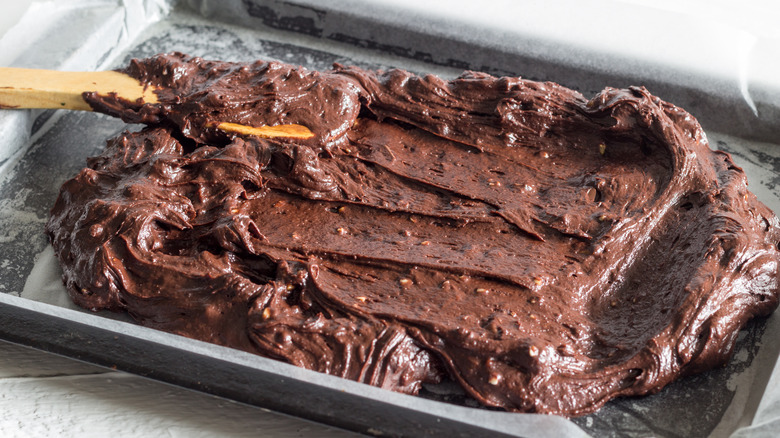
[46,53,780,416]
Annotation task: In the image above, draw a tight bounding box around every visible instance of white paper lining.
[2,1,779,436]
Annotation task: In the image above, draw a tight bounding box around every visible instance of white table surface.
[0,340,356,437]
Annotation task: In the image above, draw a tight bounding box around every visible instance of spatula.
[0,67,314,140]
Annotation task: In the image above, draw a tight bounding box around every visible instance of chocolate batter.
[46,53,780,416]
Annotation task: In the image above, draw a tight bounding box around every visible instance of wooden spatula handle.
[0,67,314,140]
[0,67,158,111]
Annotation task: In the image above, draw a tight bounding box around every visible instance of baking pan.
[1,1,779,437]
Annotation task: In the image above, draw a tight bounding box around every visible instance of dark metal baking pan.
[1,1,779,437]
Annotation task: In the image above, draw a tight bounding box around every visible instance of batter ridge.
[46,52,780,416]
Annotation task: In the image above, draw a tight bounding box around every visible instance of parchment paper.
[1,1,779,437]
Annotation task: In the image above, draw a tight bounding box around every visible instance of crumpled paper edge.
[0,0,172,175]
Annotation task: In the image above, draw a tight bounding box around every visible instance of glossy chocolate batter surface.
[46,53,780,416]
